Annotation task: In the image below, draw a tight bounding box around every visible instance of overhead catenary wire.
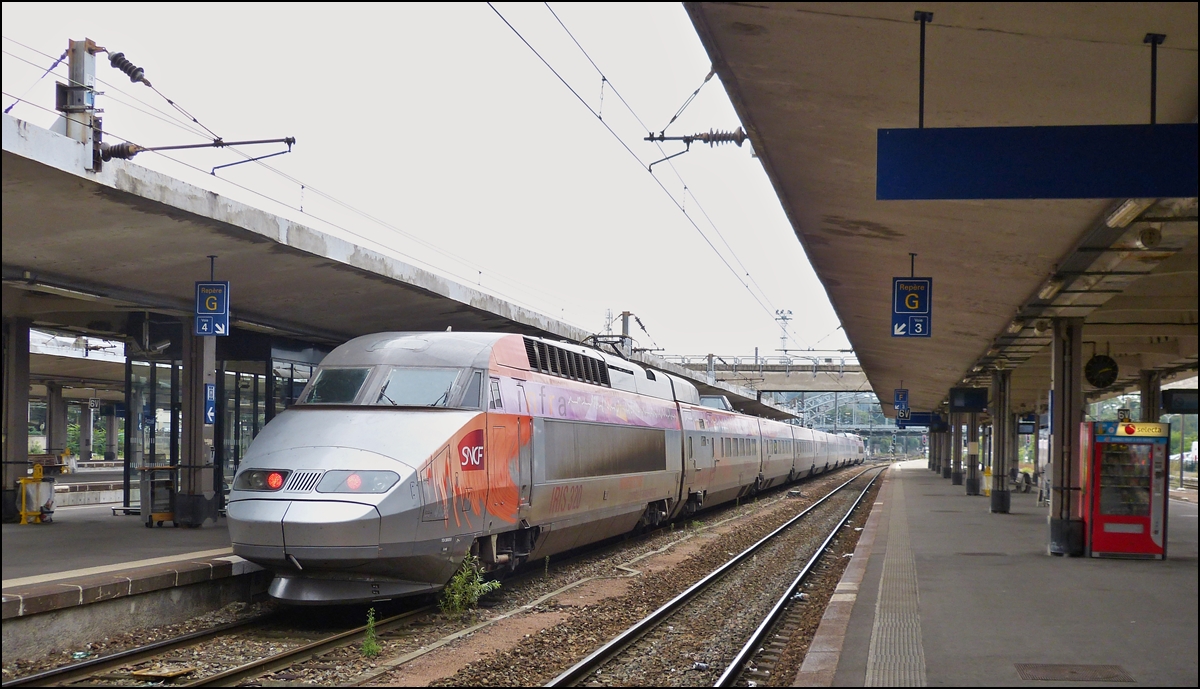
[1,89,588,330]
[1,37,578,323]
[537,4,813,349]
[493,3,784,334]
[2,45,65,114]
[541,3,792,327]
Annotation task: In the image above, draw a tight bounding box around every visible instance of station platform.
[796,459,1199,687]
[1,504,265,660]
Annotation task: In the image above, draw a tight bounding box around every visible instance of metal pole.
[621,311,632,357]
[1144,33,1166,125]
[915,12,933,128]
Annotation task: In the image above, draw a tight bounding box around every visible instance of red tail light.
[346,473,362,490]
[267,472,285,489]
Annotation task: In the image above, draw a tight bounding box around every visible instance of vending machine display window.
[1098,443,1152,517]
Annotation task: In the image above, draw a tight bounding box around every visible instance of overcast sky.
[2,2,851,356]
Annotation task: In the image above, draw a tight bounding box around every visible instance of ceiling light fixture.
[1038,278,1064,301]
[1007,319,1026,335]
[1105,198,1155,228]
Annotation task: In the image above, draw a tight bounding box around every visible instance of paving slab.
[820,460,1198,687]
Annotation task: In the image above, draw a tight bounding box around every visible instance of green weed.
[439,554,501,617]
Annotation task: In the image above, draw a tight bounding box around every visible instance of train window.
[489,379,503,410]
[461,371,483,409]
[301,367,370,404]
[688,436,693,459]
[646,369,656,381]
[375,368,460,407]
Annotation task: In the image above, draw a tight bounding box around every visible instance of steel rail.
[544,464,882,687]
[1,615,270,688]
[715,467,884,686]
[182,605,435,687]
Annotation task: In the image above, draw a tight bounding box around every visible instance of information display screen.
[949,387,988,413]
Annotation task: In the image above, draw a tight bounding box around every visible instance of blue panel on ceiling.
[877,124,1198,200]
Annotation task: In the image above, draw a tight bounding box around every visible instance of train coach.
[226,332,865,604]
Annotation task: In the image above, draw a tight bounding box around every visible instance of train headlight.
[316,470,399,494]
[234,469,291,491]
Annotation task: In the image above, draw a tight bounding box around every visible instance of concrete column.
[951,413,964,485]
[991,370,1012,513]
[940,432,950,480]
[105,407,118,460]
[3,318,32,522]
[1049,318,1086,555]
[80,406,93,461]
[46,382,68,457]
[177,320,218,527]
[1139,370,1162,422]
[966,413,981,495]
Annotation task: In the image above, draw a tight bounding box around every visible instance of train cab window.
[646,370,656,381]
[301,367,370,404]
[489,379,503,410]
[461,371,483,409]
[375,368,460,407]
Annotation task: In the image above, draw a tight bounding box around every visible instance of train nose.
[283,501,381,565]
[228,499,381,568]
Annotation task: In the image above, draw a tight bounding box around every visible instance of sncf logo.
[457,429,485,471]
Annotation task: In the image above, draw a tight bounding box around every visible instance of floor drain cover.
[1014,664,1134,682]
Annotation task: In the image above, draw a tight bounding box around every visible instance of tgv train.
[227,332,865,604]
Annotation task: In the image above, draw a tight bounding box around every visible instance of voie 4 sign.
[892,277,932,337]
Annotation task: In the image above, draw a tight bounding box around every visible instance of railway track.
[1,605,435,688]
[546,464,884,687]
[5,465,875,688]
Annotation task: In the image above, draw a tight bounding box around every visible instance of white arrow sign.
[893,322,907,335]
[214,322,226,335]
[205,406,216,424]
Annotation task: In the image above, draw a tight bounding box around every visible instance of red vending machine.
[1080,421,1170,559]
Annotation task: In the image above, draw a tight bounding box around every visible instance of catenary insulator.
[100,142,142,161]
[108,52,150,86]
[696,127,747,147]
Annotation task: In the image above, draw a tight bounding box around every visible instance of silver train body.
[227,332,865,604]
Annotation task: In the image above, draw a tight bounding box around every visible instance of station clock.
[1084,354,1119,389]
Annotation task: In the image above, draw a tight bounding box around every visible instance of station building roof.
[686,2,1198,415]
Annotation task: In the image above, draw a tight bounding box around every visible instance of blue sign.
[898,411,935,428]
[195,281,230,337]
[892,277,932,337]
[894,388,909,411]
[204,383,216,425]
[877,124,1198,200]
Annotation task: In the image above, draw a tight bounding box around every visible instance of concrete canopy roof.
[3,115,797,421]
[686,2,1198,415]
[2,115,589,346]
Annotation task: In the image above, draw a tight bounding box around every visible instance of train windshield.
[375,367,461,407]
[301,367,371,404]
